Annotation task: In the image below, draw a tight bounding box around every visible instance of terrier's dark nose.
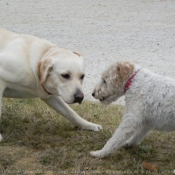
[74,91,84,104]
[92,92,95,97]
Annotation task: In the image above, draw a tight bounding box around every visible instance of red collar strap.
[42,84,52,95]
[124,70,140,93]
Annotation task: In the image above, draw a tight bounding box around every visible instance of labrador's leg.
[42,96,102,131]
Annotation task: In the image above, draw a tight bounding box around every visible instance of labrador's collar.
[124,70,140,93]
[42,84,52,95]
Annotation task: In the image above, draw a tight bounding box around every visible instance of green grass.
[0,98,174,175]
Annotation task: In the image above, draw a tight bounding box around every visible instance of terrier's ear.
[38,59,53,84]
[117,62,134,81]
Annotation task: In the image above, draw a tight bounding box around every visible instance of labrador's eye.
[80,74,85,80]
[103,79,106,83]
[61,74,70,79]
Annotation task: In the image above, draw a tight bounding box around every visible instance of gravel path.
[1,0,175,104]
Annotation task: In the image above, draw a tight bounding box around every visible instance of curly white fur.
[91,61,175,158]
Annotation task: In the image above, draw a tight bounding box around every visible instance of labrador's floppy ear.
[73,51,82,57]
[38,59,53,84]
[117,61,134,81]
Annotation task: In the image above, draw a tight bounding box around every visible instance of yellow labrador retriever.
[0,28,102,141]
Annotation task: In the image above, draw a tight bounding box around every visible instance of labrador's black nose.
[92,92,95,97]
[74,90,84,104]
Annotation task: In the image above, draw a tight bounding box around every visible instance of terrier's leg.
[90,116,142,158]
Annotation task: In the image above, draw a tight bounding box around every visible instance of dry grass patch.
[0,98,174,175]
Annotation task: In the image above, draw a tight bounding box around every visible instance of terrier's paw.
[90,150,106,158]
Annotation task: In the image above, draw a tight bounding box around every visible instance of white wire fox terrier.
[91,61,175,158]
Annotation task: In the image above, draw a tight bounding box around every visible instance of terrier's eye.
[80,74,85,80]
[61,74,70,79]
[103,79,106,83]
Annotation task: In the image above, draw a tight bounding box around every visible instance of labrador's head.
[38,48,85,104]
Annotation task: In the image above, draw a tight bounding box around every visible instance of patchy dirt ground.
[0,99,175,174]
[0,0,175,104]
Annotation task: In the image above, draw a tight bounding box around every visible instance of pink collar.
[124,70,140,93]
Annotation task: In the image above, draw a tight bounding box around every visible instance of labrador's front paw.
[80,123,102,132]
[92,124,102,131]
